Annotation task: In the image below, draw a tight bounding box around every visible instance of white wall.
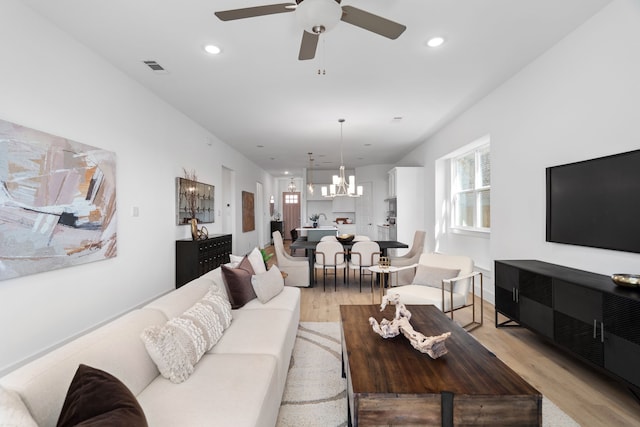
[0,1,273,374]
[400,0,640,303]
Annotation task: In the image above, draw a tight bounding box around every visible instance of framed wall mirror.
[176,177,215,225]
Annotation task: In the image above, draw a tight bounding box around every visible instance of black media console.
[495,260,640,398]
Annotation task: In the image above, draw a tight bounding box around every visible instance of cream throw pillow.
[0,385,38,427]
[411,265,460,291]
[141,299,223,383]
[251,265,284,304]
[247,247,267,274]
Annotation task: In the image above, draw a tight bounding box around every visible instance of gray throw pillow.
[411,265,460,291]
[251,265,285,304]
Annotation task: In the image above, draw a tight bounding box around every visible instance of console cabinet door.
[495,262,520,321]
[519,270,553,338]
[604,294,640,388]
[554,280,604,366]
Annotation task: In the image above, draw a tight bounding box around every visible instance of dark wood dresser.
[175,234,232,288]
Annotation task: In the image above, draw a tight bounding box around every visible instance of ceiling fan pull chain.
[318,38,326,75]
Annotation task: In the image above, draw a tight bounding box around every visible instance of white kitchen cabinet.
[377,225,390,241]
[388,168,397,197]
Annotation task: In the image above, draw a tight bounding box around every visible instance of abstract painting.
[0,119,117,281]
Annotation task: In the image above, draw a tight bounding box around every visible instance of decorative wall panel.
[242,191,255,232]
[176,177,214,225]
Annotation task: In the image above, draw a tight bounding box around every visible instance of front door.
[282,191,301,241]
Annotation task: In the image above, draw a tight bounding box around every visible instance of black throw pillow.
[56,364,148,427]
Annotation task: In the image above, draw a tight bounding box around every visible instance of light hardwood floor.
[268,243,640,426]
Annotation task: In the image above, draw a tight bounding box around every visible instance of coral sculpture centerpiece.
[369,293,451,359]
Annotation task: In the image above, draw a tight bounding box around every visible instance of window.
[284,193,299,204]
[451,142,490,231]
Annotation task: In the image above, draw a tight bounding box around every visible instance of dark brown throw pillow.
[221,255,257,309]
[57,364,147,427]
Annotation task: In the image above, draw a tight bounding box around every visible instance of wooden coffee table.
[340,304,541,426]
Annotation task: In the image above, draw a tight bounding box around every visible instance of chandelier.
[287,178,297,192]
[322,119,363,198]
[307,152,314,194]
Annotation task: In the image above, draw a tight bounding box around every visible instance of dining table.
[290,238,409,286]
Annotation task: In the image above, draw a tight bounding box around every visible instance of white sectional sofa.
[0,266,300,427]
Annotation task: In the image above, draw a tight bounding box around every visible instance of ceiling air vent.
[143,60,168,73]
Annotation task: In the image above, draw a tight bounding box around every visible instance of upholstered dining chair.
[389,230,426,285]
[387,252,483,331]
[348,241,381,292]
[320,235,338,242]
[272,231,310,287]
[314,241,347,291]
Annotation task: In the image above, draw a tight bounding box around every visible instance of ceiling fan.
[214,0,406,60]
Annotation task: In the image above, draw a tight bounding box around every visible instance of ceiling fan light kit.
[295,0,342,34]
[215,0,406,60]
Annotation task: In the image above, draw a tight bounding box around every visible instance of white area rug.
[277,322,579,427]
[277,322,348,427]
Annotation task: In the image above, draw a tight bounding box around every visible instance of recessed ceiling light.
[426,37,445,48]
[204,44,221,55]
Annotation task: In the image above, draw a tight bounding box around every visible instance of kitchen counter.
[296,226,338,241]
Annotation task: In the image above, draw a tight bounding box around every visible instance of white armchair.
[387,253,483,331]
[272,231,310,287]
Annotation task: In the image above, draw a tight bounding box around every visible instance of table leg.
[306,248,315,286]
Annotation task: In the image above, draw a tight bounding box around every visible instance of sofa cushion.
[209,309,298,397]
[221,256,257,309]
[200,267,230,301]
[241,286,300,313]
[251,265,285,304]
[0,385,38,427]
[137,354,280,427]
[141,298,224,384]
[144,276,213,319]
[56,364,147,427]
[411,265,460,291]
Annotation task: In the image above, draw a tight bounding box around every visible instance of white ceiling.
[23,0,611,177]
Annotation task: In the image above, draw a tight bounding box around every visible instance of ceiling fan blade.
[340,6,406,40]
[215,3,295,21]
[298,31,319,60]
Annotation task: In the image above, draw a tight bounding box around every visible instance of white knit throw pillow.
[202,289,232,329]
[141,299,223,383]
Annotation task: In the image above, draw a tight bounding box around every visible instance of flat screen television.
[546,149,640,254]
